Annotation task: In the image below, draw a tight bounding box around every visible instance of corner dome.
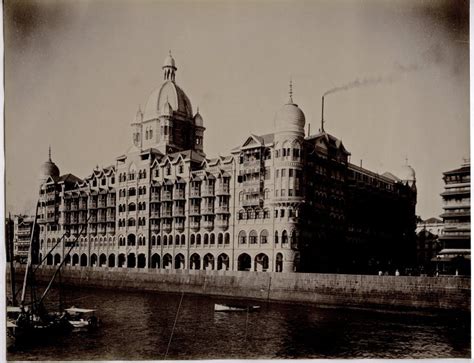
[275,102,306,132]
[194,110,204,127]
[143,81,193,120]
[398,164,416,181]
[40,149,60,182]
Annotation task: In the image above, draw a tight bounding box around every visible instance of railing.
[216,186,230,195]
[173,190,186,200]
[173,208,185,217]
[190,221,200,231]
[215,219,229,230]
[190,190,201,198]
[215,205,230,214]
[161,210,172,218]
[242,199,262,207]
[201,189,215,197]
[161,192,172,201]
[189,208,200,216]
[150,211,160,218]
[202,220,214,230]
[201,208,214,215]
[150,195,160,203]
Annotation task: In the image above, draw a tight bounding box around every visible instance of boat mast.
[8,213,16,306]
[20,197,40,309]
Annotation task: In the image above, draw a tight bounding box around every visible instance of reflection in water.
[8,285,470,360]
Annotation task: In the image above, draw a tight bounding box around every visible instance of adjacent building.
[435,160,470,275]
[12,215,39,263]
[416,217,443,274]
[35,53,417,274]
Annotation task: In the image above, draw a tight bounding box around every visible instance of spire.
[288,78,293,104]
[48,146,52,161]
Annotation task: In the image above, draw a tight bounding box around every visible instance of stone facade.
[37,53,417,274]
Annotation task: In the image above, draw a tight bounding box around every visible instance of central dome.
[143,81,193,120]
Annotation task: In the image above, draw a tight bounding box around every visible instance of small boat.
[214,303,261,312]
[64,307,99,331]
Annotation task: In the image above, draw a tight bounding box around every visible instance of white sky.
[4,0,469,220]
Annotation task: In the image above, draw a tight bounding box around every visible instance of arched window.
[249,230,258,244]
[151,235,156,246]
[282,230,288,244]
[218,233,223,245]
[210,233,215,244]
[238,231,246,244]
[204,234,209,245]
[196,234,201,245]
[163,235,168,245]
[181,234,186,245]
[190,234,195,245]
[224,233,230,244]
[157,236,161,245]
[274,231,279,244]
[260,229,269,244]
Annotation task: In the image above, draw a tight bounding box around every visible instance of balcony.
[190,221,200,231]
[202,220,214,231]
[70,204,78,211]
[173,190,186,200]
[151,225,160,234]
[190,190,201,198]
[89,216,97,223]
[189,208,200,216]
[216,219,229,231]
[175,221,185,232]
[216,185,230,195]
[78,203,88,210]
[161,192,172,201]
[202,189,215,198]
[107,199,116,207]
[173,208,185,217]
[98,201,107,208]
[150,195,161,203]
[98,215,106,223]
[216,205,230,214]
[242,199,262,207]
[106,214,115,223]
[162,223,172,233]
[161,209,173,218]
[150,211,160,219]
[89,202,98,209]
[201,207,215,215]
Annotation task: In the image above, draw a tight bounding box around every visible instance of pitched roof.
[58,174,82,184]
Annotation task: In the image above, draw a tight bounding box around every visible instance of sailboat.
[7,197,99,344]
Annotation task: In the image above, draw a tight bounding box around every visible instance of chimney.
[321,96,325,132]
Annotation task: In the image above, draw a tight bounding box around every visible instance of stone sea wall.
[13,265,470,312]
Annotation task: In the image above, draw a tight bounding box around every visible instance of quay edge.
[8,265,470,312]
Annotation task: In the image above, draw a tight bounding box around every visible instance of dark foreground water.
[8,284,470,360]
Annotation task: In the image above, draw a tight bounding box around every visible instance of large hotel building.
[36,53,417,274]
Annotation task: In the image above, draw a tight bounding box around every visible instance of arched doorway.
[217,253,229,270]
[118,253,126,267]
[238,253,251,271]
[99,254,107,267]
[275,253,283,272]
[175,254,185,269]
[254,253,269,272]
[203,253,215,270]
[72,254,79,266]
[54,254,61,265]
[137,254,146,268]
[108,254,116,267]
[151,254,160,268]
[127,234,136,246]
[190,253,201,270]
[163,254,172,269]
[80,254,87,267]
[90,254,98,267]
[64,254,71,266]
[127,253,136,268]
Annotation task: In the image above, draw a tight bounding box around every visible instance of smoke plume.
[323,43,445,97]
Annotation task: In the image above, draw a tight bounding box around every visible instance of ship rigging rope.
[33,214,92,274]
[36,214,93,306]
[164,291,185,359]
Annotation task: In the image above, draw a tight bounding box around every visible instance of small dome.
[163,52,176,69]
[398,164,416,181]
[194,111,204,127]
[39,151,60,182]
[275,102,306,132]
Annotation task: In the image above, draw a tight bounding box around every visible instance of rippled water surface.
[8,284,470,360]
